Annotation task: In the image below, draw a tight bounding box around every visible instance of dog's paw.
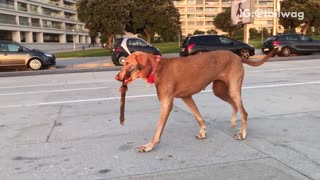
[230,122,236,128]
[195,129,206,139]
[196,133,206,139]
[137,143,154,152]
[235,132,246,140]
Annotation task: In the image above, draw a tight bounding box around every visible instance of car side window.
[299,35,310,41]
[127,39,148,47]
[191,36,219,45]
[219,37,233,45]
[285,35,299,41]
[3,43,21,52]
[136,39,148,46]
[0,42,9,52]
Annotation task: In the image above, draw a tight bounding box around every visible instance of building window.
[43,33,59,42]
[0,30,11,40]
[187,21,195,26]
[187,7,195,12]
[19,16,29,26]
[0,13,16,25]
[18,2,28,12]
[205,0,219,5]
[205,7,218,12]
[0,0,14,9]
[30,5,39,14]
[196,7,204,12]
[187,0,195,5]
[196,0,203,5]
[196,21,204,26]
[31,18,40,27]
[187,14,195,18]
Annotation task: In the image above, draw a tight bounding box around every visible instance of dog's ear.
[135,53,152,79]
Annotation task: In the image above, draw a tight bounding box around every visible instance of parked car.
[179,35,255,59]
[111,37,161,66]
[262,34,320,57]
[0,40,55,70]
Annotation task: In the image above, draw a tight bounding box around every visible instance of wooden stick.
[119,82,127,126]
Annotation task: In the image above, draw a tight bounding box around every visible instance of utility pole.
[72,29,76,51]
[273,0,278,35]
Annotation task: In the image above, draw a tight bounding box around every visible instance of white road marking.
[0,87,110,96]
[0,80,114,89]
[0,81,319,109]
[1,66,320,90]
[246,66,320,72]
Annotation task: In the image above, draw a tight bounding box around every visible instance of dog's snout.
[115,74,122,81]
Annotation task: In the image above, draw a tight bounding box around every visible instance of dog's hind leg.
[213,80,238,128]
[181,96,206,139]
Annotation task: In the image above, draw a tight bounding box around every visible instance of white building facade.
[0,0,92,50]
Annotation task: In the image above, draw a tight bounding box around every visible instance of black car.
[0,40,55,70]
[180,35,255,59]
[262,34,320,57]
[111,37,160,66]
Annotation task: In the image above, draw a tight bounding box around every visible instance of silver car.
[0,40,56,70]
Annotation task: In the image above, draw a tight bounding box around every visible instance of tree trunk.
[144,28,152,43]
[107,33,114,49]
[301,20,312,35]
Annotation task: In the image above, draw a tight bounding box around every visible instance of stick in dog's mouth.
[119,81,128,126]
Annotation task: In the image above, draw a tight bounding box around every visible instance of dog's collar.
[147,55,161,84]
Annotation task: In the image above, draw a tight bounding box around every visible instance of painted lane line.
[246,66,320,73]
[0,94,157,108]
[0,87,110,96]
[0,80,115,89]
[1,66,320,90]
[0,81,319,109]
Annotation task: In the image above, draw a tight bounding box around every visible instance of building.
[0,0,92,50]
[173,0,277,37]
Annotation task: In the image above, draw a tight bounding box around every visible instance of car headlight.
[44,53,53,57]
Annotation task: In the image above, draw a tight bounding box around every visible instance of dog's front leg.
[137,98,173,152]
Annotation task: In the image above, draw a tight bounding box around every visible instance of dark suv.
[262,34,320,56]
[180,35,255,59]
[111,37,160,66]
[0,40,55,70]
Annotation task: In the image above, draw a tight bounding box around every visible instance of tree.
[249,28,259,40]
[126,0,181,43]
[193,30,205,35]
[77,0,130,48]
[206,29,218,34]
[213,7,236,37]
[279,0,320,35]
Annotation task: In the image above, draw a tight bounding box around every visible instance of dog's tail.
[241,47,278,67]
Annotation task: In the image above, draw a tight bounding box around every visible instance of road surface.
[0,57,320,180]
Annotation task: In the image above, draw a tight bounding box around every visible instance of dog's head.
[115,52,154,84]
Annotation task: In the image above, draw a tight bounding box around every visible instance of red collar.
[147,55,161,84]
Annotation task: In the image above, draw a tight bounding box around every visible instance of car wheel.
[280,47,292,57]
[118,56,127,66]
[112,59,120,66]
[28,59,43,70]
[240,48,250,59]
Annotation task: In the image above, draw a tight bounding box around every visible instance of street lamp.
[72,29,75,50]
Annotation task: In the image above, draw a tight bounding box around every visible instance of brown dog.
[115,49,277,152]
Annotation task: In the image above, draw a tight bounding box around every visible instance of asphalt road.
[0,57,320,179]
